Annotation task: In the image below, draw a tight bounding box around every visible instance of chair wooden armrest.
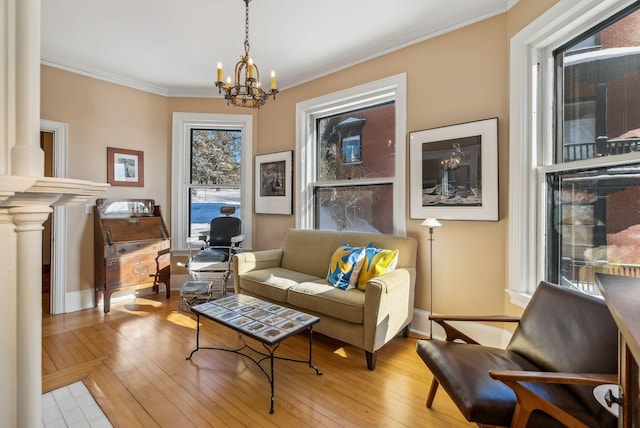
[428,314,520,343]
[489,370,618,428]
[489,370,617,386]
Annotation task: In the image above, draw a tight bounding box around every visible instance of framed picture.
[255,150,293,215]
[409,118,498,221]
[107,147,144,187]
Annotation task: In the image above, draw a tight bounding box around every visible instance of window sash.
[295,74,407,234]
[508,0,637,301]
[171,113,253,251]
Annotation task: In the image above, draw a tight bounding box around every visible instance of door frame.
[40,120,68,314]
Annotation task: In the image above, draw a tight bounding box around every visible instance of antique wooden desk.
[93,198,171,313]
[597,273,640,427]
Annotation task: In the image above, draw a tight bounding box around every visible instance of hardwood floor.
[42,292,473,427]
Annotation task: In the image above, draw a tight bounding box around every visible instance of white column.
[11,205,51,428]
[11,0,43,177]
[0,0,107,425]
[0,209,17,427]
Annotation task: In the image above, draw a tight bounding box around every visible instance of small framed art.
[107,147,144,187]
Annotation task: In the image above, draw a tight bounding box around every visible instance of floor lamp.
[421,218,441,339]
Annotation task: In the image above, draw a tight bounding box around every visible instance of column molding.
[0,210,17,428]
[11,205,51,427]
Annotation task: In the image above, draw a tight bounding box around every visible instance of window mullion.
[311,177,395,188]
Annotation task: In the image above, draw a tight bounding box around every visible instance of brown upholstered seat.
[416,281,618,427]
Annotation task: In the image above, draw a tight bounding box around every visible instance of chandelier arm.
[253,63,260,86]
[234,57,245,90]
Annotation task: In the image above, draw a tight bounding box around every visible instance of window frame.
[295,73,407,234]
[508,0,639,306]
[171,112,253,251]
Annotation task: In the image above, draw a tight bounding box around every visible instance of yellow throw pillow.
[327,243,365,290]
[356,243,399,291]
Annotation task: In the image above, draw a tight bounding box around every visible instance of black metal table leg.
[309,327,322,375]
[186,314,200,360]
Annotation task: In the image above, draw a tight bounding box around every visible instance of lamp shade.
[421,218,442,228]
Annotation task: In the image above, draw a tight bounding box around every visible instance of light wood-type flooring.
[42,291,474,427]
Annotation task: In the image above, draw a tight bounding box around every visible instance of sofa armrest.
[363,269,413,352]
[233,249,284,293]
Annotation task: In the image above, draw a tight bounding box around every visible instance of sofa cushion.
[356,243,398,291]
[238,267,322,303]
[288,280,365,324]
[327,243,365,290]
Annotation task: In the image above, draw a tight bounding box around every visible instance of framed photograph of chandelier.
[255,150,293,215]
[409,117,498,221]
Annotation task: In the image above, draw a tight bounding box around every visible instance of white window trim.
[295,73,407,234]
[508,0,636,304]
[171,112,253,251]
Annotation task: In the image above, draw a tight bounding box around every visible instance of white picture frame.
[409,117,498,221]
[255,150,293,215]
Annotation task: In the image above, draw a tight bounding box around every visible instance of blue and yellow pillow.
[327,243,365,290]
[356,243,399,291]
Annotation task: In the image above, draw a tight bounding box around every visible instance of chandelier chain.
[244,0,250,55]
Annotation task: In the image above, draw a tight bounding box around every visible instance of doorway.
[41,131,53,313]
[40,119,69,314]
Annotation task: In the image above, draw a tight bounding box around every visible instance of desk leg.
[186,314,201,360]
[102,289,115,314]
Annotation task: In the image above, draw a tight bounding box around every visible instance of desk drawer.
[111,240,168,257]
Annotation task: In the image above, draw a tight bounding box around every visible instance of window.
[296,74,407,234]
[189,129,241,240]
[509,0,640,300]
[172,113,252,251]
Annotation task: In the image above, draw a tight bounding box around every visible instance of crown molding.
[41,58,169,96]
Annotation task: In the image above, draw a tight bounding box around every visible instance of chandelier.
[441,143,464,170]
[215,0,278,109]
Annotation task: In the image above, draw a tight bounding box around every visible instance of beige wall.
[258,16,512,316]
[40,0,557,315]
[255,3,552,317]
[41,66,169,292]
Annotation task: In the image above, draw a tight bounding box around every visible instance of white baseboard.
[61,275,211,313]
[410,308,512,348]
[64,288,96,313]
[62,282,177,314]
[60,282,512,347]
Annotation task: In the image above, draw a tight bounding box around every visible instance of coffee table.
[186,294,323,413]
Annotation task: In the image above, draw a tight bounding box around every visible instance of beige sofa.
[232,228,417,370]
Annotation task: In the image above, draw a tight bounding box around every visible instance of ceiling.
[41,0,518,97]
